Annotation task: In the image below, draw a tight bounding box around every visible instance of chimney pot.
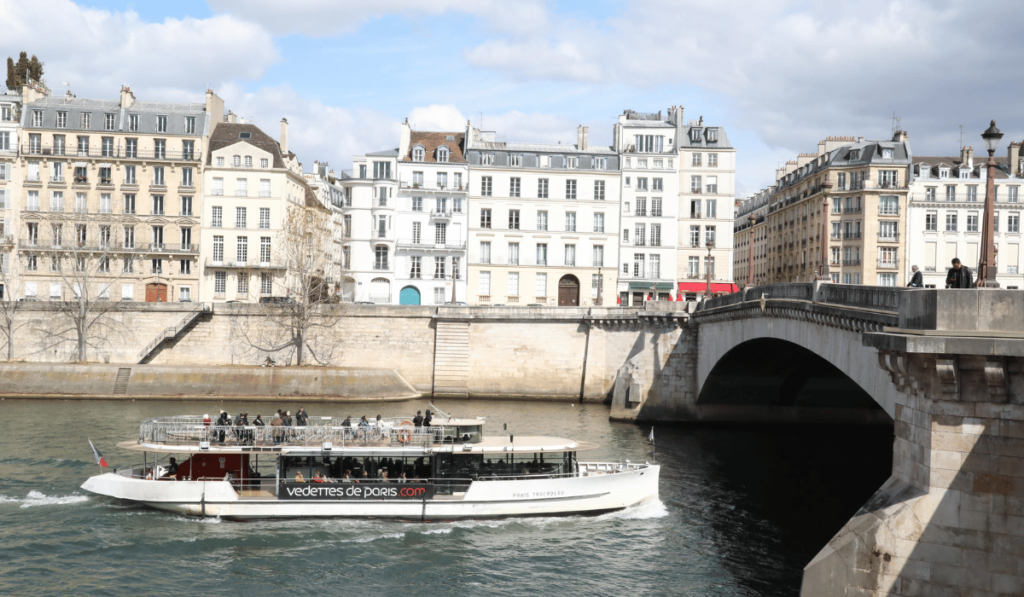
[280,118,289,155]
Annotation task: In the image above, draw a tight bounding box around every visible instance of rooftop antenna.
[891,111,901,137]
[478,111,483,130]
[959,125,963,155]
[61,81,70,103]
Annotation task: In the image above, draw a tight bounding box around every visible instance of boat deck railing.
[139,416,449,449]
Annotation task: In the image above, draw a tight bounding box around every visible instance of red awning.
[678,282,739,293]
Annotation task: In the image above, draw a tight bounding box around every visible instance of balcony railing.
[843,233,862,240]
[400,180,466,192]
[18,242,199,254]
[842,259,862,266]
[20,144,200,162]
[877,260,898,269]
[204,258,286,270]
[396,239,468,250]
[878,232,900,242]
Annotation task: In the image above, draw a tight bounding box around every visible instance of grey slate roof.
[680,125,732,149]
[366,148,399,157]
[22,96,207,136]
[474,141,616,155]
[207,123,285,168]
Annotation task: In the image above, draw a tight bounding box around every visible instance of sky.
[4,0,1024,197]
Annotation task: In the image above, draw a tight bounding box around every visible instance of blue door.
[399,286,420,305]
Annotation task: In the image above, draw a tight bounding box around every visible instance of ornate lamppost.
[978,120,1003,288]
[705,240,714,299]
[819,180,833,281]
[746,213,756,287]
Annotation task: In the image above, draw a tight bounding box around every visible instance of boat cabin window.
[441,424,483,443]
[281,455,433,481]
[435,451,576,479]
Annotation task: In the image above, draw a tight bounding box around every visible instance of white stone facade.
[338,151,398,303]
[906,146,1024,288]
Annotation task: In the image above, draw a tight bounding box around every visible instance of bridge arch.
[696,316,900,419]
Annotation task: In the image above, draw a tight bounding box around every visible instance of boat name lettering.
[512,491,565,499]
[281,483,436,500]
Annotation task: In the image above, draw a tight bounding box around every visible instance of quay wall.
[0,363,420,401]
[0,304,692,402]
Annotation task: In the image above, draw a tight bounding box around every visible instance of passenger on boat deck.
[413,411,423,427]
[233,413,244,442]
[398,472,407,482]
[375,414,382,425]
[342,416,353,427]
[270,413,284,445]
[253,414,264,426]
[312,471,325,483]
[296,408,308,426]
[283,411,293,426]
[294,471,306,483]
[342,470,352,481]
[423,410,433,427]
[165,457,178,477]
[380,469,389,482]
[358,416,369,427]
[215,411,230,443]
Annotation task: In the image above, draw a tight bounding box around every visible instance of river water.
[0,398,892,596]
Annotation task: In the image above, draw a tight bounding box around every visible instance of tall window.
[692,153,702,167]
[480,209,492,229]
[236,178,247,196]
[565,212,576,232]
[649,255,660,279]
[925,213,937,231]
[185,116,196,134]
[594,180,605,200]
[635,224,646,246]
[593,245,604,267]
[236,207,247,228]
[509,210,520,230]
[536,243,547,266]
[156,115,168,133]
[708,153,718,167]
[594,213,604,232]
[634,254,645,278]
[244,156,253,168]
[566,180,577,199]
[879,196,899,215]
[260,237,271,263]
[508,242,519,265]
[536,273,547,297]
[945,213,957,231]
[537,210,548,231]
[966,213,979,233]
[480,241,491,264]
[237,272,249,295]
[237,237,248,263]
[564,244,576,266]
[481,176,492,196]
[652,198,662,217]
[373,246,389,270]
[152,166,165,186]
[538,179,549,199]
[213,236,224,262]
[261,273,273,295]
[691,176,701,193]
[152,195,164,215]
[123,225,135,249]
[434,257,446,279]
[1009,213,1020,233]
[214,272,226,295]
[435,222,446,245]
[343,214,351,237]
[479,272,491,296]
[377,215,387,238]
[510,177,521,197]
[635,198,647,216]
[410,256,422,278]
[211,206,223,228]
[705,200,717,218]
[508,272,519,296]
[636,177,648,191]
[80,113,91,129]
[650,224,661,247]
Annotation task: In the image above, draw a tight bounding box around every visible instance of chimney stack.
[1009,142,1021,177]
[120,85,135,109]
[226,110,237,124]
[280,118,289,155]
[577,125,589,151]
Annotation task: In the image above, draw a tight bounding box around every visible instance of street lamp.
[819,179,833,282]
[978,120,1003,288]
[746,213,756,288]
[705,240,714,299]
[597,267,603,305]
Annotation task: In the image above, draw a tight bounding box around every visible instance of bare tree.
[0,239,30,361]
[232,201,341,366]
[40,221,139,362]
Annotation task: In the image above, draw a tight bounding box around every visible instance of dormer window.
[566,156,578,169]
[481,153,494,166]
[940,167,950,179]
[917,164,929,178]
[849,149,860,161]
[959,169,970,179]
[705,128,718,143]
[412,145,425,162]
[690,128,702,142]
[437,146,449,163]
[882,148,893,159]
[445,135,455,142]
[510,154,522,167]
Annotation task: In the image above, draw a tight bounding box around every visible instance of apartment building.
[906,144,1024,288]
[733,187,772,288]
[677,115,738,299]
[766,133,912,286]
[199,119,313,303]
[0,86,21,299]
[393,122,469,305]
[338,149,399,303]
[612,109,680,305]
[465,125,620,306]
[303,160,347,292]
[17,86,219,302]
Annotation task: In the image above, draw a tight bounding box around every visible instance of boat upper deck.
[125,416,593,455]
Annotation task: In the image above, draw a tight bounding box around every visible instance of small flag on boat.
[88,438,108,468]
[649,427,654,442]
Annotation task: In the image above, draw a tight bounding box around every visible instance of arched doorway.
[342,277,356,302]
[369,277,391,303]
[145,283,168,302]
[399,286,421,305]
[557,275,580,306]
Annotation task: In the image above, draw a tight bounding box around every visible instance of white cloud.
[460,0,1024,177]
[207,0,548,37]
[407,105,467,132]
[0,0,278,102]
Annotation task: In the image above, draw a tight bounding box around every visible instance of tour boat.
[81,409,659,521]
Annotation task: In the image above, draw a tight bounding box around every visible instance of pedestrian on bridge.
[945,258,973,288]
[907,265,923,287]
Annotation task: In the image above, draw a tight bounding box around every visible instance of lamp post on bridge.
[978,120,1004,288]
[705,240,714,300]
[746,213,756,288]
[819,179,833,282]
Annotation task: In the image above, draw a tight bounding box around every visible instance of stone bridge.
[616,282,1024,596]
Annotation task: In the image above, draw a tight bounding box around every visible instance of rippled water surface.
[0,399,892,596]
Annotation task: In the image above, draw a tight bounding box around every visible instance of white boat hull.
[81,465,660,520]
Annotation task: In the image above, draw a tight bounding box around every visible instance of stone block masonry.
[1,303,689,403]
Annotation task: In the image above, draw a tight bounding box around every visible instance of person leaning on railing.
[270,412,284,445]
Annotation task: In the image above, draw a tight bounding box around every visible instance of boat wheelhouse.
[81,412,659,520]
